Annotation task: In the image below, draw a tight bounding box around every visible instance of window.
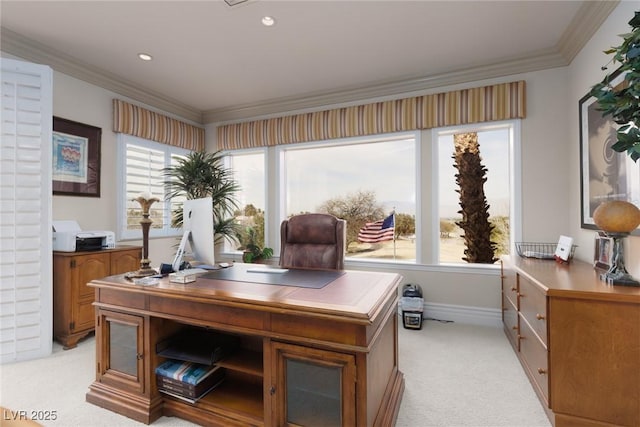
[223,122,519,268]
[224,150,266,253]
[436,122,517,264]
[117,134,189,240]
[279,133,417,262]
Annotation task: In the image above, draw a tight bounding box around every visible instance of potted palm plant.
[163,151,240,244]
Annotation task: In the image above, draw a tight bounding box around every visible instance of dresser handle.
[537,368,547,375]
[511,287,517,292]
[517,334,524,341]
[536,313,545,320]
[512,326,518,331]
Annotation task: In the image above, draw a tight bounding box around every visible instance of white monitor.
[172,196,215,271]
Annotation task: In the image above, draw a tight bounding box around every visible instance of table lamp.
[593,200,640,286]
[125,192,160,278]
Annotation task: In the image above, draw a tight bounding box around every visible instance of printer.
[52,220,115,252]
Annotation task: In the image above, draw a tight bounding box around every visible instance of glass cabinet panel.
[286,359,342,425]
[98,310,144,394]
[273,341,356,427]
[109,321,138,376]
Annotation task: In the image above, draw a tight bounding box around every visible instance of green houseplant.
[590,11,640,162]
[239,226,273,263]
[163,151,240,244]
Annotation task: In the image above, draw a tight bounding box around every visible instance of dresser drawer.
[501,264,519,309]
[502,293,519,351]
[519,318,549,404]
[518,275,547,345]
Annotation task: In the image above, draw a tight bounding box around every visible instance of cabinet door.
[110,248,141,274]
[73,253,110,332]
[97,310,145,394]
[271,341,356,427]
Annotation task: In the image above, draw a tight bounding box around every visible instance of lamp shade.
[593,200,640,233]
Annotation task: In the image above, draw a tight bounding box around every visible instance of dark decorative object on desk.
[125,193,159,278]
[52,116,101,197]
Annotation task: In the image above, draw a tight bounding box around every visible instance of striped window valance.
[113,99,205,151]
[217,81,526,150]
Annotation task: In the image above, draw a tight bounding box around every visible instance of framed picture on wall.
[594,231,613,271]
[52,117,101,197]
[579,68,640,236]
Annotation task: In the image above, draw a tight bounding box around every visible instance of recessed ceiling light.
[138,53,153,61]
[261,16,275,27]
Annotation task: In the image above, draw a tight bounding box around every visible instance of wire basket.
[515,242,577,260]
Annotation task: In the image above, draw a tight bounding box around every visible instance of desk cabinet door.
[97,310,145,395]
[271,341,356,427]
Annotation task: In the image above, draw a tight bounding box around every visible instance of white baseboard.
[399,301,502,328]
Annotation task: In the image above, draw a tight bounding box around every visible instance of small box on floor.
[403,311,423,329]
[401,283,424,330]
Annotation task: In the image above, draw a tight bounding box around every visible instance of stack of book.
[156,359,225,403]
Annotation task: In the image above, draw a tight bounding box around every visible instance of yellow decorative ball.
[593,200,640,233]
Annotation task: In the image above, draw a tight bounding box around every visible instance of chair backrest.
[279,213,346,270]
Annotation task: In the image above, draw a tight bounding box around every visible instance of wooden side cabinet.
[53,246,141,349]
[501,256,640,427]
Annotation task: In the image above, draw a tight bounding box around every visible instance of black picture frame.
[52,116,101,197]
[579,68,640,235]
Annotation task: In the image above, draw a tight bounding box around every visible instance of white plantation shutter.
[117,134,187,240]
[0,58,53,363]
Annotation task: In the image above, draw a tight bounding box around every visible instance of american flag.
[357,213,395,243]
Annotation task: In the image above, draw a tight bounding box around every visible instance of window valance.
[113,99,205,151]
[217,81,526,150]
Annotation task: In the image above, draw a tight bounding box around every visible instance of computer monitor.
[172,196,215,271]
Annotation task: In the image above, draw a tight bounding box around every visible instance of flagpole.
[392,208,396,260]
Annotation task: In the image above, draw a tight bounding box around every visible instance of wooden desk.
[86,266,404,427]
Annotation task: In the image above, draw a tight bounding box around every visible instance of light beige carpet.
[0,319,550,426]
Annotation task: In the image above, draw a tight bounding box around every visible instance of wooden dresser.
[501,256,640,427]
[53,246,141,349]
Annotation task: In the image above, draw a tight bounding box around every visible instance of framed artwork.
[52,117,101,197]
[579,68,640,235]
[594,231,613,271]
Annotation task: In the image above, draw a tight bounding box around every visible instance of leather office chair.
[279,213,346,270]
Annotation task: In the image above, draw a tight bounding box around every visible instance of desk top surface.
[90,264,403,322]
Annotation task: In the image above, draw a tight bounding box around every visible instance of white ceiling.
[0,1,617,123]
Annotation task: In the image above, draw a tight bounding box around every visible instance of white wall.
[50,72,179,265]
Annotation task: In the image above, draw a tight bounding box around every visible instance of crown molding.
[556,0,619,62]
[203,1,618,123]
[0,0,617,126]
[204,49,567,124]
[0,28,203,124]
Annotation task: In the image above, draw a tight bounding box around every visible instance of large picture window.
[223,121,519,268]
[437,123,515,264]
[280,134,417,262]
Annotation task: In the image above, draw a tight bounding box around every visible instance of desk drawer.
[518,275,547,345]
[519,316,549,404]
